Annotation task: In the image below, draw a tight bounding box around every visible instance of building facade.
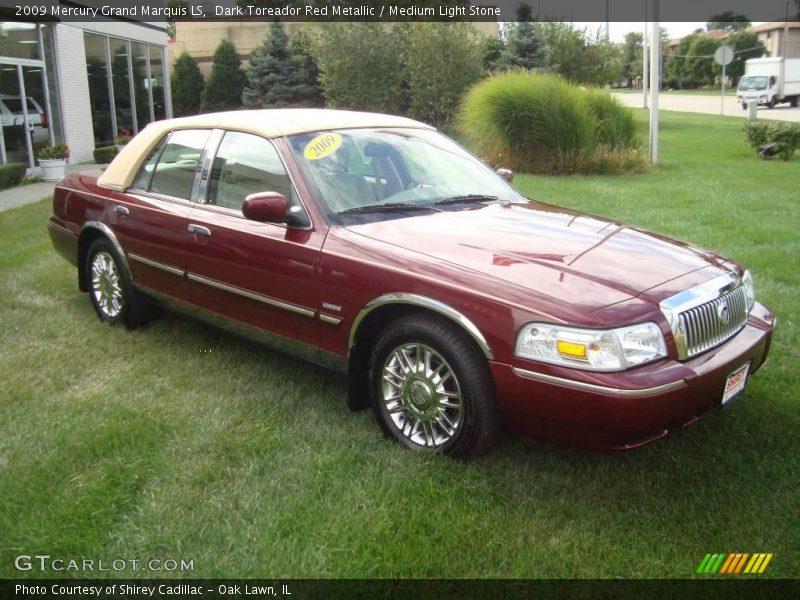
[751,21,800,59]
[0,20,171,168]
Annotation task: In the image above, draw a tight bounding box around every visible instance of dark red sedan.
[47,109,774,458]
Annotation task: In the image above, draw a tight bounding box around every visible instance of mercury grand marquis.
[47,109,774,458]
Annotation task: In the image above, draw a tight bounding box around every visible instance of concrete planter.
[39,158,67,182]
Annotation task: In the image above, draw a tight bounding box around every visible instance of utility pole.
[785,0,790,58]
[642,0,648,108]
[649,1,660,165]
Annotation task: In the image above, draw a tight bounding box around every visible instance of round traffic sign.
[714,45,734,66]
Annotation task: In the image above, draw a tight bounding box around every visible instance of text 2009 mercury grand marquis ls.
[47,109,774,458]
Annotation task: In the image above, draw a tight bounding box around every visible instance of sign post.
[714,45,734,116]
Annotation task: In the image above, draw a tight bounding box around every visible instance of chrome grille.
[678,286,748,357]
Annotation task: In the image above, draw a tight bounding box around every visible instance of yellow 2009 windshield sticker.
[304,133,342,160]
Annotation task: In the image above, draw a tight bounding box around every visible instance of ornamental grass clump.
[458,71,642,174]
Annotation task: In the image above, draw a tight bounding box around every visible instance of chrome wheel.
[380,343,463,448]
[90,250,123,318]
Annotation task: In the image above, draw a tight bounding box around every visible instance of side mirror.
[242,192,288,223]
[497,168,514,183]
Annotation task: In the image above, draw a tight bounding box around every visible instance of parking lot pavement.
[613,92,800,122]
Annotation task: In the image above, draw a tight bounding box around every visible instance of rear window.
[1,98,39,114]
[131,129,210,201]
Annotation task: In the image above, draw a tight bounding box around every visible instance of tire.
[791,97,798,108]
[369,313,502,459]
[741,104,747,111]
[767,98,775,109]
[85,237,142,329]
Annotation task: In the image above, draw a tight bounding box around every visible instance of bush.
[405,23,483,128]
[171,52,204,117]
[744,121,800,160]
[94,145,119,164]
[306,23,408,114]
[200,39,245,113]
[0,163,26,190]
[584,89,637,150]
[458,71,642,174]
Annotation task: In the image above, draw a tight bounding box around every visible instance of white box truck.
[737,57,800,109]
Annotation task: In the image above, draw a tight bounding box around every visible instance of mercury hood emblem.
[717,302,730,325]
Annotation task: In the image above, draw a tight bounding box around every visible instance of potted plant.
[115,129,131,149]
[38,143,70,182]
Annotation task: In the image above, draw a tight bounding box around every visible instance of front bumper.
[492,302,774,450]
[738,96,769,106]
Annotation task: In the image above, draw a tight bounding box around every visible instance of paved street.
[613,92,800,122]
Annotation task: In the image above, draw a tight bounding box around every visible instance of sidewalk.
[0,163,105,213]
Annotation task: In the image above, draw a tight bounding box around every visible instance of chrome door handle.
[187,224,211,237]
[113,205,129,217]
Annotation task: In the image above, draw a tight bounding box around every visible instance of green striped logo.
[696,553,773,574]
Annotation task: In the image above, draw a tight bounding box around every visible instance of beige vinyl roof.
[98,109,434,191]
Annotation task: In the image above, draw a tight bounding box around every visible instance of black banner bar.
[3,579,800,600]
[0,0,799,23]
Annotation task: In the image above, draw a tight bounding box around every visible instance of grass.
[1,110,798,579]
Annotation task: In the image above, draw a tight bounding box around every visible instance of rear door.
[112,128,211,303]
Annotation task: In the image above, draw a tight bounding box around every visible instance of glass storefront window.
[84,32,114,146]
[42,25,63,145]
[130,42,152,129]
[149,45,166,121]
[0,22,40,60]
[109,37,133,137]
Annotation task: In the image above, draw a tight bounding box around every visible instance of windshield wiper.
[339,202,441,215]
[432,194,498,206]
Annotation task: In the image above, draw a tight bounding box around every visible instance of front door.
[0,62,54,168]
[183,130,323,349]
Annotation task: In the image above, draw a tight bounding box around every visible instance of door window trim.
[193,128,314,231]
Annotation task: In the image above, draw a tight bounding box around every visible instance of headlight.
[742,270,755,312]
[515,322,667,371]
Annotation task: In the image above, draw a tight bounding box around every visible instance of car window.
[131,135,168,191]
[206,131,293,211]
[147,129,210,200]
[1,97,39,115]
[288,128,525,218]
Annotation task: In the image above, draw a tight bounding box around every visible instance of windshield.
[287,127,525,222]
[738,76,769,91]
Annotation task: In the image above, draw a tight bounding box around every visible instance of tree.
[666,32,701,88]
[171,52,204,117]
[200,39,245,112]
[539,22,621,86]
[481,35,506,73]
[288,29,323,107]
[685,36,721,86]
[707,12,751,32]
[723,31,767,81]
[305,23,408,114]
[243,22,305,107]
[406,23,483,127]
[503,3,547,70]
[621,32,643,87]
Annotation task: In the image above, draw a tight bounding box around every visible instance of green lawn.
[1,110,798,579]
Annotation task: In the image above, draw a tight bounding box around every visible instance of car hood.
[344,202,732,313]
